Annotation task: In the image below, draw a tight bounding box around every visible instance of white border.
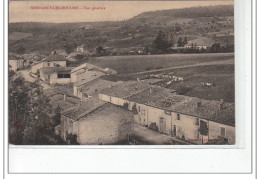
[3,0,255,175]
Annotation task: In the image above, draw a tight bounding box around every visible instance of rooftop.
[127,87,235,126]
[100,81,151,99]
[186,37,213,47]
[61,97,106,120]
[78,103,133,123]
[78,79,120,96]
[44,54,67,62]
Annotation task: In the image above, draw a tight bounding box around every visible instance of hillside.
[9,5,234,55]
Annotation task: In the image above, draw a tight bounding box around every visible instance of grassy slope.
[88,53,234,74]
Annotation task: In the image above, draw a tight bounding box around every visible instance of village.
[8,42,235,145]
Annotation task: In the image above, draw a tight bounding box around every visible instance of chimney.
[220,99,224,103]
[196,101,202,108]
[52,51,56,55]
[63,94,66,101]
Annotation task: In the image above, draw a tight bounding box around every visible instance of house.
[76,44,88,53]
[98,81,152,107]
[70,63,106,83]
[60,98,133,144]
[39,67,73,85]
[99,86,235,145]
[31,53,67,74]
[8,53,24,71]
[73,78,120,100]
[184,37,213,49]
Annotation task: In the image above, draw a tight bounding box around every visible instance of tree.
[9,77,53,144]
[15,46,25,54]
[199,120,208,144]
[64,44,75,54]
[153,30,172,53]
[183,36,188,45]
[96,46,106,56]
[177,37,183,47]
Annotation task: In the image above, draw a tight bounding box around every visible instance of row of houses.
[58,80,235,145]
[30,51,116,85]
[97,82,235,144]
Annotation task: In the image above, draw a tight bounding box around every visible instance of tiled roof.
[61,97,106,120]
[43,54,67,62]
[126,87,235,126]
[78,103,133,123]
[99,81,151,99]
[78,79,120,96]
[186,37,213,46]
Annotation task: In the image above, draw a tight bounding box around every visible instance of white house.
[31,53,67,74]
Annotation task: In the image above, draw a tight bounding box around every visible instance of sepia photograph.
[8,0,235,146]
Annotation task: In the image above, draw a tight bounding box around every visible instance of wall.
[42,61,66,68]
[77,105,133,145]
[50,78,71,85]
[171,112,208,144]
[31,62,43,73]
[98,94,111,102]
[208,121,235,144]
[9,60,24,71]
[146,106,171,134]
[60,115,75,141]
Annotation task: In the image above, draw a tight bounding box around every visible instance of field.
[88,53,234,74]
[91,53,234,103]
[9,32,33,41]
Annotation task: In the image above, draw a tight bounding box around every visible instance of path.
[128,59,234,76]
[133,124,192,145]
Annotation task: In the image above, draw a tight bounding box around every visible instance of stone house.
[31,53,67,74]
[60,98,133,144]
[39,67,73,85]
[99,86,235,145]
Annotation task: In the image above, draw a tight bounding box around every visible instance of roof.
[100,81,151,99]
[8,53,23,61]
[40,67,73,75]
[73,71,105,87]
[78,79,120,96]
[185,37,213,46]
[61,97,106,120]
[43,54,67,62]
[127,87,235,126]
[78,103,133,123]
[71,63,106,74]
[126,87,175,104]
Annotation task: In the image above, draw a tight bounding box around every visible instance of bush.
[176,86,192,95]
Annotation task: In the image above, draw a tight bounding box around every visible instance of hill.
[9,5,234,55]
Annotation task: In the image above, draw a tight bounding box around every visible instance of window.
[47,62,50,66]
[53,63,56,66]
[220,127,226,137]
[177,114,180,120]
[195,118,199,126]
[58,74,71,78]
[138,106,140,112]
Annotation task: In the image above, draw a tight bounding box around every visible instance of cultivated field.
[9,32,33,41]
[88,53,234,74]
[94,53,234,103]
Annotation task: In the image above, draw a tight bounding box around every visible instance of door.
[172,125,176,136]
[159,118,166,133]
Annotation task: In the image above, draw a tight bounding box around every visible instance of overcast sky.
[9,1,234,23]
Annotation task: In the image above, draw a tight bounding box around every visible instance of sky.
[9,1,234,23]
